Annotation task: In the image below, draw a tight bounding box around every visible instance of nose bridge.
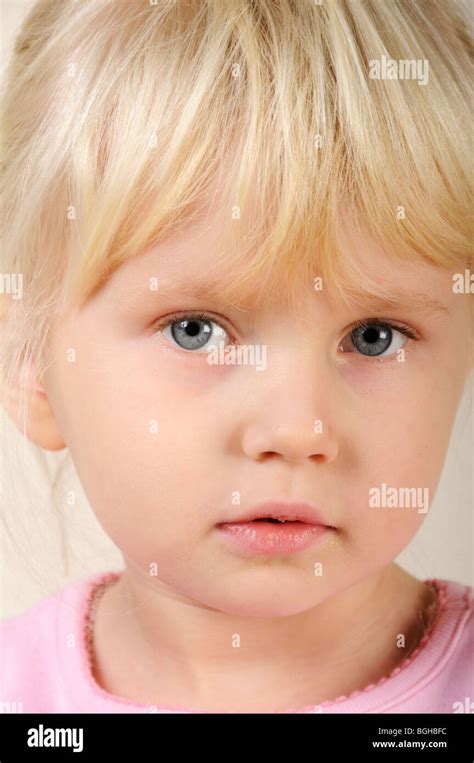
[239,342,339,464]
[264,341,331,417]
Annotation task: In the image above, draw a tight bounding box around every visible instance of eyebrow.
[157,277,224,299]
[120,276,225,307]
[137,275,450,316]
[346,292,450,317]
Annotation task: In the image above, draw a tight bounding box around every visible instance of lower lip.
[215,520,331,556]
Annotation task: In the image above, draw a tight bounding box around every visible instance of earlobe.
[1,373,66,452]
[24,387,66,451]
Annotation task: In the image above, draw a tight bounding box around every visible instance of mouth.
[215,500,335,556]
[223,517,313,526]
[216,500,333,528]
[250,518,297,523]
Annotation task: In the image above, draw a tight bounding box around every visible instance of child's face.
[42,211,470,616]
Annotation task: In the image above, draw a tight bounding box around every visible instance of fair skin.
[9,205,471,713]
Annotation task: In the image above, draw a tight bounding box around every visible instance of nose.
[242,421,338,464]
[237,331,340,466]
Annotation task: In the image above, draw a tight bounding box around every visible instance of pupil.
[364,327,379,344]
[186,321,200,337]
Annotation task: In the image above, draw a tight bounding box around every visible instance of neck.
[90,562,437,712]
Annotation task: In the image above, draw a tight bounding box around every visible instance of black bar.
[0,712,471,760]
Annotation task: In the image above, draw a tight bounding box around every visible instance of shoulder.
[0,571,120,713]
[432,577,473,643]
[428,577,473,709]
[1,579,69,656]
[1,573,92,637]
[435,576,473,619]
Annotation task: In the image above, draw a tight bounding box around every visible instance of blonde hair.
[0,0,472,585]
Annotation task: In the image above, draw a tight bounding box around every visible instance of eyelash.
[154,310,233,337]
[349,318,420,342]
[153,312,421,353]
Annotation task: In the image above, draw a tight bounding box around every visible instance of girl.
[0,0,472,714]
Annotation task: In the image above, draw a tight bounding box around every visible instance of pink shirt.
[1,570,472,713]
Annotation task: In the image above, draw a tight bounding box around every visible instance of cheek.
[342,352,462,476]
[46,338,223,552]
[342,364,462,551]
[346,509,425,577]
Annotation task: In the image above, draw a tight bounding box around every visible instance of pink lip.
[215,500,335,556]
[219,500,331,526]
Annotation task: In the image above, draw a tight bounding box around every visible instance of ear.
[2,361,66,451]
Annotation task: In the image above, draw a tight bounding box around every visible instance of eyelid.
[153,312,422,355]
[153,310,237,343]
[346,318,421,341]
[337,317,421,360]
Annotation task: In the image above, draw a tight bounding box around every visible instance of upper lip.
[217,500,334,527]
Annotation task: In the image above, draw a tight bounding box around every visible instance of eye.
[339,321,417,357]
[160,312,231,353]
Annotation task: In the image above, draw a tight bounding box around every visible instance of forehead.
[99,209,454,321]
[97,195,272,308]
[333,226,453,316]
